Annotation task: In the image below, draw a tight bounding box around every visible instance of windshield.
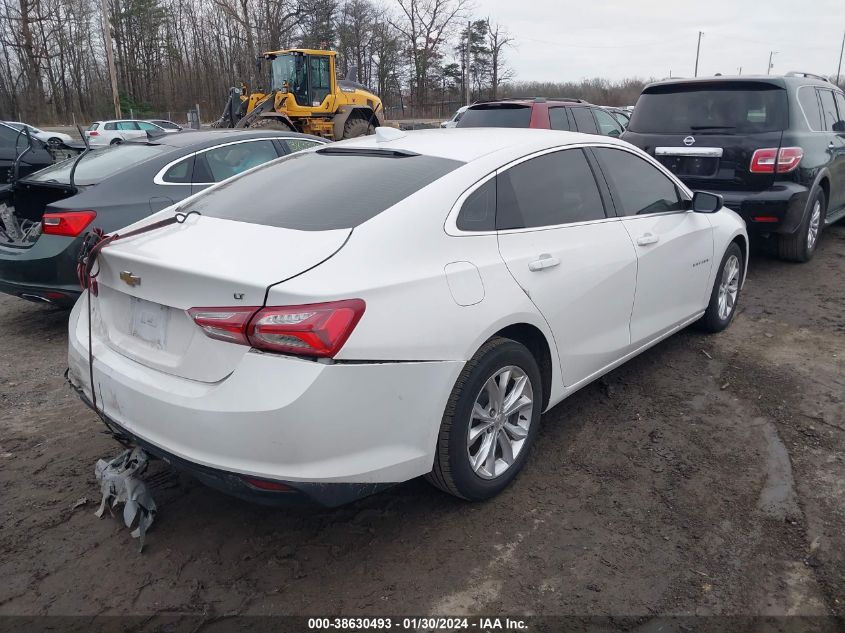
[628,83,788,134]
[26,143,168,185]
[456,104,532,128]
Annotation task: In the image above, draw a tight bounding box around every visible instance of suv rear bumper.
[719,182,810,235]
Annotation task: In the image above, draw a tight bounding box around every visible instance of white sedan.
[67,128,747,506]
[4,121,74,147]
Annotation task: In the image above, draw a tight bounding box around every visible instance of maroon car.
[455,97,625,137]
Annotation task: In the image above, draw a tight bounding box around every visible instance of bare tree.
[486,17,513,99]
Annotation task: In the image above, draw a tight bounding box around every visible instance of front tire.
[698,242,743,333]
[47,137,62,147]
[426,337,542,500]
[778,188,825,262]
[342,116,375,139]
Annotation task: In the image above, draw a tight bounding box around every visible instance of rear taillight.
[88,131,99,136]
[42,210,96,237]
[749,147,803,174]
[188,299,366,358]
[187,306,258,345]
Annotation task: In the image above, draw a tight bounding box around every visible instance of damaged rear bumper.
[69,378,398,507]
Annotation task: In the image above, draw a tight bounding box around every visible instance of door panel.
[621,212,713,344]
[499,222,637,386]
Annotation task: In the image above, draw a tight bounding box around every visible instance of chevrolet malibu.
[67,128,748,506]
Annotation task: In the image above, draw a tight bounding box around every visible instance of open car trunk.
[0,180,77,246]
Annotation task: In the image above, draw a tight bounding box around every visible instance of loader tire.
[249,117,294,132]
[342,116,375,139]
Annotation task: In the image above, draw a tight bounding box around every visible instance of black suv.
[622,73,845,261]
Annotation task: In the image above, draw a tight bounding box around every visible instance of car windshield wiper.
[689,125,736,130]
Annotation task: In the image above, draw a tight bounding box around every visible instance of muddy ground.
[1,226,843,629]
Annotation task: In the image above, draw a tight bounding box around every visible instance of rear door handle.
[637,233,659,246]
[528,254,560,272]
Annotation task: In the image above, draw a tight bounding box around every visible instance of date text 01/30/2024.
[307,617,529,630]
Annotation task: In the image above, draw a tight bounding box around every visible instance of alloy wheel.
[717,254,740,321]
[807,199,821,251]
[467,366,534,480]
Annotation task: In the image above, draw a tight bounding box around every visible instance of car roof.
[469,97,592,108]
[129,128,324,149]
[331,127,627,162]
[643,74,840,92]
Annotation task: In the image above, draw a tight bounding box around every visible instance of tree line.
[0,0,527,123]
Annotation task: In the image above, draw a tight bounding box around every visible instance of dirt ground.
[0,225,843,628]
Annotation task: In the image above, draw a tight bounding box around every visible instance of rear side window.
[162,156,193,183]
[629,83,788,134]
[200,140,280,183]
[104,122,116,130]
[117,121,139,131]
[593,109,623,136]
[549,108,571,131]
[835,93,845,127]
[819,90,839,131]
[593,147,683,216]
[457,104,532,128]
[456,178,496,231]
[571,108,599,134]
[797,86,823,131]
[185,150,463,230]
[496,149,605,230]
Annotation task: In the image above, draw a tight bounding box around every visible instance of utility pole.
[465,20,471,106]
[767,51,778,75]
[836,30,844,87]
[100,0,121,118]
[694,31,703,77]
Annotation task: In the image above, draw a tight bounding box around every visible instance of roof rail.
[785,71,831,83]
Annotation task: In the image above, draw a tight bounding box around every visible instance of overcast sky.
[479,0,845,83]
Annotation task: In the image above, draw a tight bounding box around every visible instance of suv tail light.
[188,299,365,358]
[42,210,97,236]
[749,147,803,174]
[88,131,99,136]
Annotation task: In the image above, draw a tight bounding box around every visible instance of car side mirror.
[691,191,722,213]
[833,121,845,133]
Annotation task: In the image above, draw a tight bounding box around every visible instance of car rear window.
[26,143,168,185]
[456,104,532,128]
[628,82,788,134]
[184,149,464,231]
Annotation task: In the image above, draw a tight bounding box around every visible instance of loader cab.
[267,50,335,109]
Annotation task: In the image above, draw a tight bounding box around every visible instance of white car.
[4,121,74,147]
[85,119,166,146]
[67,128,747,506]
[441,105,469,128]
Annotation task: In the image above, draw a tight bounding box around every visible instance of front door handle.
[637,232,659,246]
[528,254,560,272]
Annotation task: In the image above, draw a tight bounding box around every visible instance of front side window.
[835,92,845,128]
[819,90,839,131]
[593,147,683,216]
[116,121,139,131]
[593,109,623,136]
[571,107,598,134]
[496,149,606,230]
[797,86,823,131]
[201,140,280,183]
[137,121,160,132]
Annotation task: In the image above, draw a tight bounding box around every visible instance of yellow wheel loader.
[213,49,384,140]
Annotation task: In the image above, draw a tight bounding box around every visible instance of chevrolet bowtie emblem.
[120,271,141,287]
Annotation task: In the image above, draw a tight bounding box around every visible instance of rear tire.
[110,138,122,145]
[47,137,62,147]
[426,337,542,501]
[778,188,825,262]
[698,242,743,333]
[249,117,294,132]
[342,116,375,139]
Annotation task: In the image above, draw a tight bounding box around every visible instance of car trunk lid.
[90,215,350,382]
